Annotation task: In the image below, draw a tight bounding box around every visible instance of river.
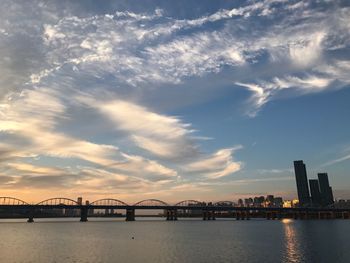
[0,218,349,263]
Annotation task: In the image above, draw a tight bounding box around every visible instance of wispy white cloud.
[76,95,198,160]
[236,73,334,116]
[323,154,350,167]
[184,147,243,179]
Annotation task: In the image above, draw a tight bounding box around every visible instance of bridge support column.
[318,212,321,219]
[323,212,328,219]
[277,212,282,220]
[80,207,88,222]
[342,212,349,219]
[266,212,271,220]
[27,215,34,223]
[305,211,310,220]
[331,212,336,219]
[27,207,34,223]
[204,211,215,220]
[202,210,208,220]
[166,209,177,221]
[202,210,215,220]
[235,211,240,220]
[293,212,298,220]
[271,212,276,220]
[173,209,178,221]
[207,211,212,220]
[166,210,171,220]
[126,209,135,221]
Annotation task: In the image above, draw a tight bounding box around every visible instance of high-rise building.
[309,179,322,206]
[329,187,334,204]
[318,173,334,206]
[293,160,310,206]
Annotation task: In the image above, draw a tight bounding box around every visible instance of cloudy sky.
[0,0,350,203]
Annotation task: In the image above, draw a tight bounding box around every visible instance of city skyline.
[0,1,350,202]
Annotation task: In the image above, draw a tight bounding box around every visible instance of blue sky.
[0,0,349,203]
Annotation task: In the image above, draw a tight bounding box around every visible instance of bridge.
[0,197,349,222]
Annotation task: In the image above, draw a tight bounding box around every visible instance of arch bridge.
[1,196,350,222]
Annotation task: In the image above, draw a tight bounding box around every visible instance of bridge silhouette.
[1,197,349,222]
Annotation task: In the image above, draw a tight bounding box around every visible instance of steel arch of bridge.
[133,199,169,206]
[174,200,203,207]
[214,201,234,206]
[0,197,29,205]
[90,199,129,206]
[36,198,79,206]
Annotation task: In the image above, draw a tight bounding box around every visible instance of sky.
[0,0,350,204]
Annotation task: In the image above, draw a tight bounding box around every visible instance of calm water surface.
[0,218,349,263]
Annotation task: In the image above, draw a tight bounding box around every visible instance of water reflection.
[0,219,348,262]
[282,219,302,263]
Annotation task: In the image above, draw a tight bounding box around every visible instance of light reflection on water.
[0,218,349,263]
[282,219,302,263]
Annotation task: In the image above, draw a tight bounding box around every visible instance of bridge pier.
[271,212,277,220]
[80,207,88,222]
[202,210,213,220]
[293,212,299,220]
[27,215,34,223]
[166,210,171,220]
[235,211,241,220]
[202,210,216,220]
[126,208,135,221]
[202,210,208,220]
[206,210,215,220]
[318,212,323,219]
[166,209,178,221]
[277,212,282,220]
[266,212,271,220]
[331,212,337,219]
[27,208,34,223]
[173,209,178,220]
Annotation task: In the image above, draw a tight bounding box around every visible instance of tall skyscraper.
[309,179,322,206]
[293,160,310,206]
[318,173,334,206]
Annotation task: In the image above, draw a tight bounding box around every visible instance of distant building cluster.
[236,195,284,208]
[335,199,350,208]
[294,160,334,207]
